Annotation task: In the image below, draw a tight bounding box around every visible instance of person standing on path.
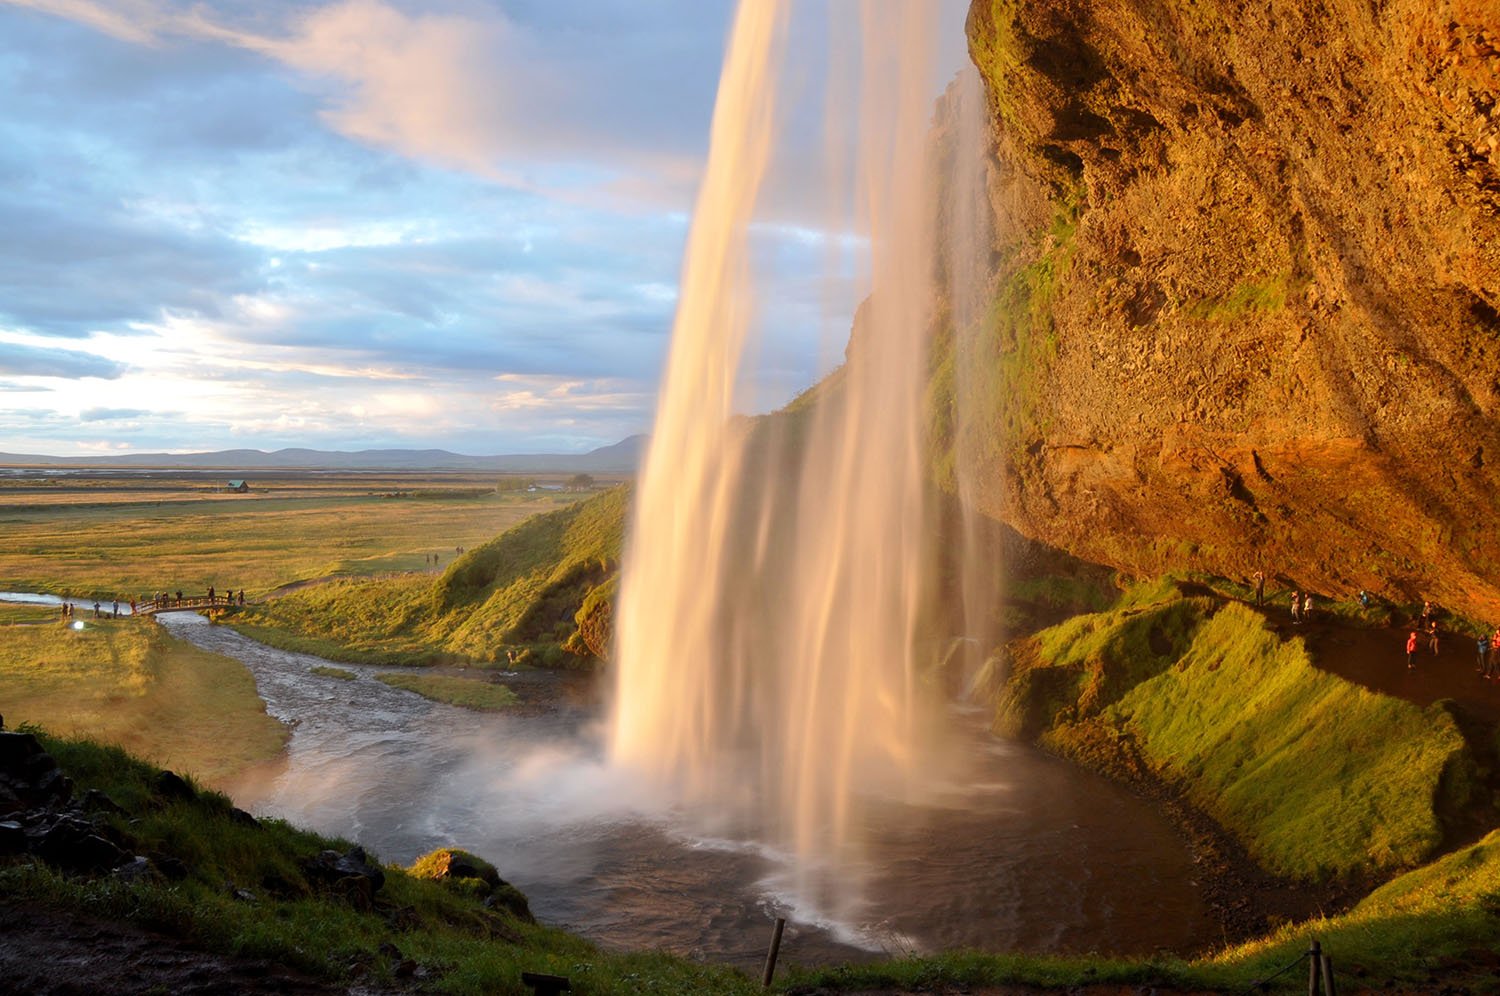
[1407,630,1420,670]
[1291,590,1302,624]
[1428,619,1441,657]
[1478,634,1490,675]
[1253,571,1265,606]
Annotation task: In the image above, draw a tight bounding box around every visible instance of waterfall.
[610,0,982,918]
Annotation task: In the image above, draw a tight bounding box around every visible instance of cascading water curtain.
[612,0,972,921]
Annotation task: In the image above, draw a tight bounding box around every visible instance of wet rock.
[301,846,385,904]
[32,814,126,872]
[30,765,72,805]
[112,856,157,883]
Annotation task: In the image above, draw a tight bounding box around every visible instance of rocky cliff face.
[955,0,1500,617]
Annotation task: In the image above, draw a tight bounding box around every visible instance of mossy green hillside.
[2,732,758,996]
[993,593,1472,880]
[1108,603,1469,877]
[233,486,627,667]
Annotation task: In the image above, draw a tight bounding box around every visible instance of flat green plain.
[0,470,587,600]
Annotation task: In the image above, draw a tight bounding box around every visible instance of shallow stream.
[151,612,1212,968]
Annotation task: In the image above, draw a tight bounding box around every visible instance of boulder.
[152,770,195,802]
[82,789,125,815]
[111,856,157,883]
[302,846,386,902]
[31,813,126,872]
[0,731,41,769]
[0,734,72,812]
[408,847,534,923]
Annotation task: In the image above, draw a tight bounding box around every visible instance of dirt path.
[1261,609,1500,721]
[0,904,389,996]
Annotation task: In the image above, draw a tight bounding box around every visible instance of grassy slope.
[234,487,626,667]
[0,733,756,996]
[1109,603,1466,878]
[992,592,1470,880]
[0,616,286,786]
[31,726,1500,995]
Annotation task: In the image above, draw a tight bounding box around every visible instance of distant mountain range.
[0,435,646,473]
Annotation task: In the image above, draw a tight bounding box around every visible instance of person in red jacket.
[1406,630,1419,670]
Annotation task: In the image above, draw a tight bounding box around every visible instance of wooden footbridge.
[135,594,243,616]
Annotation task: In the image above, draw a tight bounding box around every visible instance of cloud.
[0,192,267,337]
[80,406,153,421]
[6,0,721,204]
[0,341,127,379]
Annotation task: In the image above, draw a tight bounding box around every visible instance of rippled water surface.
[160,613,1216,968]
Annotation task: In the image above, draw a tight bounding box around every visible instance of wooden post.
[1307,939,1322,996]
[520,971,570,996]
[761,917,786,988]
[1320,954,1338,996]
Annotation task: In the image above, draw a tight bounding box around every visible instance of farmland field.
[0,467,601,600]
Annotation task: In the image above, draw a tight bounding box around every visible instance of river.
[147,612,1211,968]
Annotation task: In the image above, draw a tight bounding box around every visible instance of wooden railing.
[136,594,242,615]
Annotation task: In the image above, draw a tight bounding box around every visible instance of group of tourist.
[1473,625,1500,680]
[1400,599,1500,678]
[57,599,123,619]
[1253,572,1500,681]
[138,587,245,612]
[1252,571,1318,624]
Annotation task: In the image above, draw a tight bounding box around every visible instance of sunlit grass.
[997,594,1469,880]
[0,484,579,600]
[0,617,285,786]
[0,602,55,624]
[1107,603,1467,877]
[375,672,518,710]
[236,486,627,667]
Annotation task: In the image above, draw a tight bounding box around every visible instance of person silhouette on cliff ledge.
[1407,630,1419,670]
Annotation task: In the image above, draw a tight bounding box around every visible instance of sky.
[0,0,969,456]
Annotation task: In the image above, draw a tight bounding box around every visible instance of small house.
[227,480,249,493]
